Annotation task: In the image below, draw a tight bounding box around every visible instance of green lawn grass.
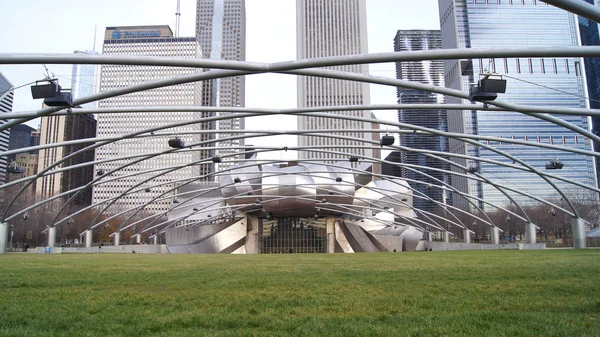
[0,250,599,336]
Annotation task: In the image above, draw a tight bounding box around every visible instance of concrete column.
[491,226,500,245]
[0,222,8,254]
[463,228,471,244]
[326,216,335,253]
[114,232,120,246]
[85,230,92,248]
[525,222,537,244]
[443,231,450,243]
[427,232,433,242]
[47,226,57,248]
[152,235,158,245]
[571,217,587,249]
[136,234,141,244]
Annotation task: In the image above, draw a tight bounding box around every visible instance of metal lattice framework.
[1,1,600,251]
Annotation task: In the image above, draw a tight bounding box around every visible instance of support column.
[47,226,57,248]
[136,233,141,244]
[571,217,587,249]
[85,230,92,248]
[427,232,433,242]
[491,226,500,245]
[0,222,8,254]
[525,222,537,244]
[152,235,158,245]
[444,231,450,243]
[114,232,120,246]
[326,216,335,253]
[463,228,471,244]
[245,214,259,254]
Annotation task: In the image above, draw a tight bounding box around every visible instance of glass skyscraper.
[71,50,98,109]
[196,0,246,173]
[394,30,451,213]
[438,0,596,211]
[578,0,600,188]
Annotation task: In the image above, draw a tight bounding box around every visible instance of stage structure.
[165,158,422,253]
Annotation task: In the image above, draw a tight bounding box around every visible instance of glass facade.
[71,50,98,109]
[196,0,246,173]
[394,30,452,213]
[578,0,600,187]
[439,0,596,210]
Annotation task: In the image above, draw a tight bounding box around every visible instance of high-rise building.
[36,111,97,205]
[394,30,451,212]
[7,124,35,162]
[438,0,596,210]
[0,72,13,188]
[71,50,99,109]
[578,0,600,188]
[296,0,375,164]
[93,25,202,214]
[196,0,246,171]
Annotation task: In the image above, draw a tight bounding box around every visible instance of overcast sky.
[0,0,440,158]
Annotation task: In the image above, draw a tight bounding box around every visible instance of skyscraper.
[93,25,202,214]
[394,30,451,212]
[37,112,96,205]
[578,0,600,188]
[196,0,246,172]
[296,0,374,163]
[7,124,35,162]
[71,50,99,109]
[439,0,596,210]
[0,72,13,187]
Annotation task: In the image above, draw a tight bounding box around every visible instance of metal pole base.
[525,222,537,244]
[85,230,93,248]
[48,227,57,248]
[571,217,586,249]
[491,226,500,245]
[0,222,8,254]
[463,228,471,244]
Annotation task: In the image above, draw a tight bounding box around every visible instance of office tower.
[7,124,35,162]
[36,112,97,205]
[394,30,451,213]
[296,0,375,164]
[93,25,202,214]
[438,0,596,210]
[578,0,600,187]
[196,0,246,172]
[0,72,13,188]
[71,50,99,109]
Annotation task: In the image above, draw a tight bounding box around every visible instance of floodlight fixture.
[380,134,395,146]
[468,74,506,102]
[545,159,563,170]
[168,137,185,149]
[212,156,222,163]
[349,156,359,162]
[335,177,342,182]
[233,177,241,183]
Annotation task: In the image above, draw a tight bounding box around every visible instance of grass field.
[0,250,599,336]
